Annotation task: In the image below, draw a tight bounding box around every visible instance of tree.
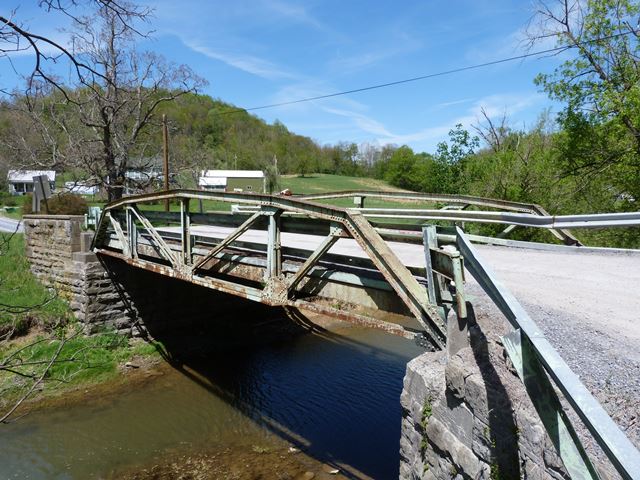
[3,2,205,201]
[529,1,640,179]
[1,1,150,96]
[430,124,479,193]
[384,145,429,190]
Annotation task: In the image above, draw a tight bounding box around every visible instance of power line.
[214,31,632,116]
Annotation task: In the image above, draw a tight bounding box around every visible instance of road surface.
[0,215,22,233]
[158,224,640,344]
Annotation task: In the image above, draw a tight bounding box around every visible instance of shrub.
[22,193,33,214]
[2,196,17,207]
[23,193,88,215]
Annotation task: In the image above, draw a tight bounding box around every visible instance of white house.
[63,181,100,195]
[7,170,56,195]
[198,170,265,193]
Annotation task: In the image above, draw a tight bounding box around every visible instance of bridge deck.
[158,224,640,342]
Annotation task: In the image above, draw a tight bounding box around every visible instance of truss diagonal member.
[532,204,581,246]
[192,211,263,272]
[287,224,345,296]
[345,211,445,349]
[129,205,178,267]
[107,212,130,257]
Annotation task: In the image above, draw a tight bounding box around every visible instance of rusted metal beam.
[296,190,541,214]
[128,205,177,267]
[192,210,263,272]
[343,211,445,349]
[290,299,419,340]
[287,224,344,296]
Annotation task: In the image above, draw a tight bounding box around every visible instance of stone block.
[72,251,98,263]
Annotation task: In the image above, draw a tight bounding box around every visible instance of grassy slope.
[279,174,400,194]
[0,233,160,411]
[0,234,70,326]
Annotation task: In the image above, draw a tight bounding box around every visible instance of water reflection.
[0,309,423,479]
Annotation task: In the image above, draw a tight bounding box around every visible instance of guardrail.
[294,189,581,245]
[233,204,640,231]
[454,227,640,479]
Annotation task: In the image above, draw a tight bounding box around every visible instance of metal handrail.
[456,227,640,479]
[295,190,541,213]
[233,205,640,229]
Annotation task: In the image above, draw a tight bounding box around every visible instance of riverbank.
[0,231,164,421]
[0,327,163,420]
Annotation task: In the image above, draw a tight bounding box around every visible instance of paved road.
[0,216,23,233]
[160,224,640,344]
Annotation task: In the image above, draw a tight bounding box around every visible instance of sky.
[1,0,570,153]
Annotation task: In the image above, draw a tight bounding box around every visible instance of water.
[0,323,424,479]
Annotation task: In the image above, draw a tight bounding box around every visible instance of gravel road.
[0,215,23,233]
[464,244,640,462]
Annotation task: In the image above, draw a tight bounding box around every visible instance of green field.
[1,173,455,217]
[279,174,399,194]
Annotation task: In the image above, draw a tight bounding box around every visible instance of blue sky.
[1,0,568,153]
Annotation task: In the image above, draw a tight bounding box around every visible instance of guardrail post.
[503,329,600,479]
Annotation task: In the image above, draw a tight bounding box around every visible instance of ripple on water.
[0,323,424,480]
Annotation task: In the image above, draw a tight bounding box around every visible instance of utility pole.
[162,114,170,212]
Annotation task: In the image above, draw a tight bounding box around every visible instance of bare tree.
[2,3,206,200]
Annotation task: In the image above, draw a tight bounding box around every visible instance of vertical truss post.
[126,208,138,259]
[265,208,282,280]
[180,198,191,266]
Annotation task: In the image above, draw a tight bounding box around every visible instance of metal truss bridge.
[92,189,640,479]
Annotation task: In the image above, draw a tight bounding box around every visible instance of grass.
[279,173,400,194]
[0,328,161,409]
[0,232,161,413]
[1,174,458,225]
[0,233,71,327]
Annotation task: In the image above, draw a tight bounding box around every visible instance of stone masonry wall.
[23,215,134,333]
[400,312,574,480]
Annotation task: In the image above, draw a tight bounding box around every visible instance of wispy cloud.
[312,92,544,149]
[432,98,475,110]
[183,40,296,80]
[261,0,325,31]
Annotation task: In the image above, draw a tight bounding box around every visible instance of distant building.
[7,170,56,195]
[64,181,100,196]
[124,157,164,195]
[198,170,265,193]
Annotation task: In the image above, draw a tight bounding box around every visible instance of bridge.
[91,189,640,479]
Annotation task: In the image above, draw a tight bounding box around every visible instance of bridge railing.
[454,227,640,479]
[294,190,581,245]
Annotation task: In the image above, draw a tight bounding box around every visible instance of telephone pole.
[162,114,170,212]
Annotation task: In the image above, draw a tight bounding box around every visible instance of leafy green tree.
[383,145,429,190]
[430,124,479,193]
[530,0,640,206]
